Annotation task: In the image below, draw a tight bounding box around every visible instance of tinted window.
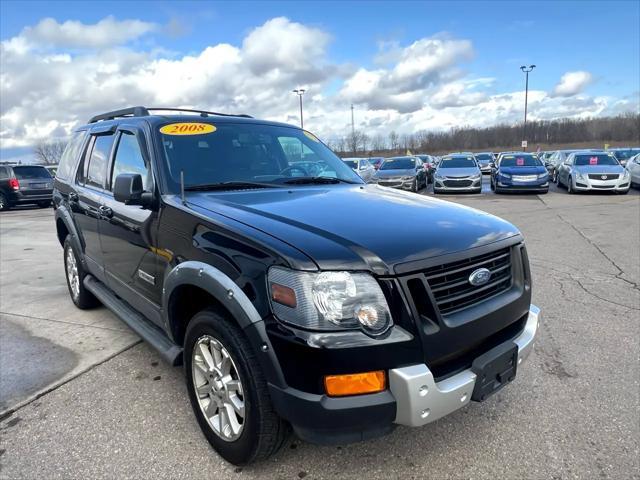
[111,132,152,191]
[13,166,52,179]
[0,167,9,179]
[500,155,542,167]
[574,154,619,166]
[475,154,493,160]
[439,156,476,168]
[56,131,85,180]
[343,160,358,169]
[159,123,358,190]
[86,135,115,188]
[380,157,416,170]
[612,149,640,160]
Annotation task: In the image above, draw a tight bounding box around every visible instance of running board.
[84,275,183,366]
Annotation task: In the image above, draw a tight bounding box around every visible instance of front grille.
[443,179,472,187]
[588,174,619,180]
[591,185,615,189]
[423,247,513,315]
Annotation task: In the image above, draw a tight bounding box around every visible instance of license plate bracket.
[471,342,518,402]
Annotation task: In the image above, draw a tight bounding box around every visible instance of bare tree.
[34,140,67,164]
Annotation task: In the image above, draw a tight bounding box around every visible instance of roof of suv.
[81,106,294,130]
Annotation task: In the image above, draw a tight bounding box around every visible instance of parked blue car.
[490,152,549,193]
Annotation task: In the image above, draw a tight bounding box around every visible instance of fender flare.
[55,208,86,268]
[162,261,262,332]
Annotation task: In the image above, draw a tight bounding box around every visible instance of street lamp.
[520,65,536,151]
[292,89,306,128]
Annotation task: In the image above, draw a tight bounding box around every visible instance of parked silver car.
[433,154,482,194]
[626,153,640,187]
[474,152,495,174]
[610,147,640,167]
[342,157,376,183]
[556,151,630,194]
[373,156,427,192]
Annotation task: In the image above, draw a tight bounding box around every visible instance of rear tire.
[63,237,100,309]
[0,193,9,211]
[567,177,574,194]
[185,309,290,465]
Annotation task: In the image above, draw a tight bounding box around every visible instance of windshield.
[475,154,492,161]
[439,156,476,168]
[500,155,542,167]
[380,157,416,170]
[13,166,52,179]
[612,149,640,160]
[574,154,619,166]
[159,122,361,191]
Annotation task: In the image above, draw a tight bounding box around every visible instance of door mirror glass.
[114,173,144,205]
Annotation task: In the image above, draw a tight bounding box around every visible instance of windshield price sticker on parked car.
[589,156,598,165]
[159,123,216,135]
[516,157,525,166]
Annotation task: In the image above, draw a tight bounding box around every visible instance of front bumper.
[434,178,482,191]
[269,304,540,443]
[496,180,549,192]
[376,178,416,190]
[572,176,630,191]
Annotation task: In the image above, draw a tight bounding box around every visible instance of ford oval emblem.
[469,268,491,286]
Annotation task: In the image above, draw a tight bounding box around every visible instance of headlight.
[500,172,511,179]
[268,268,392,335]
[576,171,586,180]
[538,173,549,180]
[623,170,630,177]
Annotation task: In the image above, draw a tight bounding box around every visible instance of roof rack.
[88,106,253,123]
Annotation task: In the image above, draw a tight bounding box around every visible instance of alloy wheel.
[192,335,246,442]
[65,246,80,300]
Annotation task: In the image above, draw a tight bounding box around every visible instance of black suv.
[53,107,540,465]
[0,164,54,210]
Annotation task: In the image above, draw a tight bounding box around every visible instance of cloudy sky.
[1,0,638,161]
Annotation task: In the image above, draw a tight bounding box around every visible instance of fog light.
[324,371,386,397]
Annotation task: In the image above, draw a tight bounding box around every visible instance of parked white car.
[556,151,630,194]
[626,153,640,188]
[342,158,376,183]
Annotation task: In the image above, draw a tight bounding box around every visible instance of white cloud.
[552,71,593,97]
[0,16,635,154]
[18,16,157,50]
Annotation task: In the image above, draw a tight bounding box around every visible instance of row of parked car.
[343,146,640,195]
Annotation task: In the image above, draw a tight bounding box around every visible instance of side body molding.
[162,261,262,333]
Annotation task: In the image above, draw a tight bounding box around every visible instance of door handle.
[98,206,113,218]
[68,192,78,202]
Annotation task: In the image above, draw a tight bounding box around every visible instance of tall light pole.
[292,89,305,128]
[520,64,536,151]
[350,104,355,153]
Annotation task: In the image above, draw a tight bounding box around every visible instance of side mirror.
[114,173,144,205]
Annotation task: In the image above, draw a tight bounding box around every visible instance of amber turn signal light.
[270,283,297,308]
[324,371,386,397]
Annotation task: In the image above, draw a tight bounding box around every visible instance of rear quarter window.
[56,131,87,181]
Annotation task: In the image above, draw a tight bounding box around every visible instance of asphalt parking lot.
[1,178,639,479]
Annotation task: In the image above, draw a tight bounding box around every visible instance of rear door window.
[84,134,115,189]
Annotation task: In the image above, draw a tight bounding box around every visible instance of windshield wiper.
[281,176,357,185]
[184,181,283,191]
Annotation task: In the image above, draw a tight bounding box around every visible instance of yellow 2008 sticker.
[159,123,216,135]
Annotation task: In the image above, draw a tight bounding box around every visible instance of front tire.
[185,309,290,465]
[567,177,576,194]
[63,237,100,309]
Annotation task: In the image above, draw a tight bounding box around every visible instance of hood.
[573,165,625,174]
[186,185,520,274]
[499,165,546,175]
[374,168,417,179]
[436,167,480,177]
